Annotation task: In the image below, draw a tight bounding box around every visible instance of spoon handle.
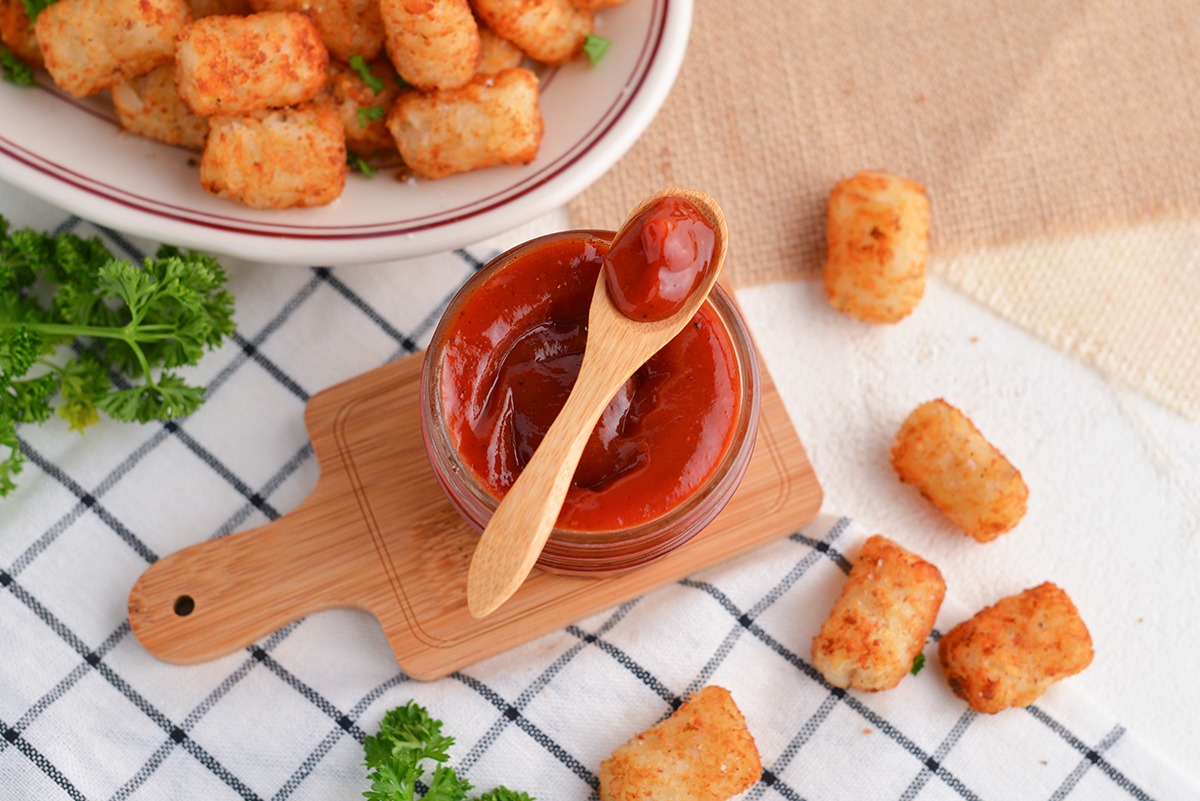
[465,342,630,618]
[466,189,728,618]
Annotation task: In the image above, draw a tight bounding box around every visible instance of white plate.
[0,0,690,265]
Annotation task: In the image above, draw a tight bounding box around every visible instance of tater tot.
[175,12,329,116]
[812,535,945,692]
[600,686,761,801]
[35,0,192,98]
[312,57,406,159]
[200,104,346,208]
[939,583,1093,714]
[248,0,384,62]
[112,64,209,150]
[386,67,542,179]
[891,399,1029,542]
[0,0,43,68]
[379,0,479,91]
[824,170,930,323]
[475,19,526,74]
[471,0,592,66]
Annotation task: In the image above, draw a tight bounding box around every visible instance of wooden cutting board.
[128,350,822,680]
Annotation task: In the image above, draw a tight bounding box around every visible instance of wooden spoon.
[466,187,729,618]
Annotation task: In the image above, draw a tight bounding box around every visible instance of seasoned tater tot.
[891,399,1029,542]
[471,0,592,66]
[824,170,930,323]
[188,0,252,16]
[35,0,192,98]
[600,686,761,801]
[175,11,329,116]
[200,104,346,208]
[248,0,384,63]
[0,0,43,68]
[812,535,945,692]
[940,582,1093,714]
[379,0,479,91]
[475,19,525,74]
[386,67,542,179]
[312,57,406,159]
[112,64,209,150]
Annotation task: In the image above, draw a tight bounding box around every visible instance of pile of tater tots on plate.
[1,0,628,209]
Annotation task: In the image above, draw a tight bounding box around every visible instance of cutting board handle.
[127,492,373,664]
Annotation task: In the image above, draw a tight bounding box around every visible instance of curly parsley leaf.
[0,216,236,497]
[95,372,207,423]
[911,651,927,676]
[1,421,21,495]
[0,325,57,494]
[365,701,455,772]
[475,789,535,801]
[363,701,533,801]
[56,351,109,431]
[364,701,466,801]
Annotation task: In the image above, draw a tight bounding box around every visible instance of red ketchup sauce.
[604,195,717,321]
[438,232,741,532]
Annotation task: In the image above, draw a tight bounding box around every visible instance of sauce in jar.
[603,195,717,321]
[437,231,741,532]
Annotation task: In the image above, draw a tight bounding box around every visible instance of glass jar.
[419,230,761,577]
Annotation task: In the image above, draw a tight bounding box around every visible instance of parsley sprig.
[363,701,533,801]
[0,216,235,496]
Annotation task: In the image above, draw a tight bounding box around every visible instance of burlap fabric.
[570,0,1200,417]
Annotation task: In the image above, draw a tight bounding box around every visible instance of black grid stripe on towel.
[1,208,1196,801]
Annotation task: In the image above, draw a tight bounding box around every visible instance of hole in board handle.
[173,595,195,617]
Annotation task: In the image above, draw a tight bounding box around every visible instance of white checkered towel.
[1,190,1196,800]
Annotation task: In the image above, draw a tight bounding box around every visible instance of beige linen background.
[570,0,1200,417]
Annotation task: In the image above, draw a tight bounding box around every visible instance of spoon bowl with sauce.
[465,188,729,618]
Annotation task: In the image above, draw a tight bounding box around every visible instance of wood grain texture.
[128,347,822,680]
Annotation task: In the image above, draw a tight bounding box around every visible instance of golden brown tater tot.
[940,582,1093,714]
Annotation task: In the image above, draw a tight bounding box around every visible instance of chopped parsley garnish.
[347,151,377,178]
[1,46,36,87]
[583,34,611,66]
[20,0,56,23]
[357,104,385,129]
[349,54,386,94]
